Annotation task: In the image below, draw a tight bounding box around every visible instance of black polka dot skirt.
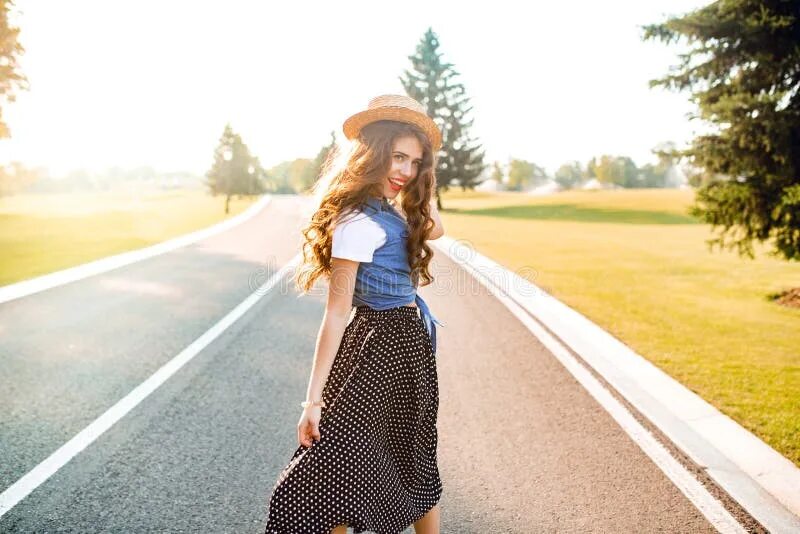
[264,305,442,534]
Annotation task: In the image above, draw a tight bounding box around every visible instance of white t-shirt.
[331,209,387,262]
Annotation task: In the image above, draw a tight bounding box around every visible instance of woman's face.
[382,135,423,199]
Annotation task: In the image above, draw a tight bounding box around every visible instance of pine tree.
[0,0,28,139]
[206,124,265,213]
[644,0,800,263]
[400,28,485,209]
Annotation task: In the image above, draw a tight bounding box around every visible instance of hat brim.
[342,107,442,151]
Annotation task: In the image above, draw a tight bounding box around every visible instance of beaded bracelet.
[300,400,326,409]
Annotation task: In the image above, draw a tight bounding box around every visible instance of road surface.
[0,195,742,532]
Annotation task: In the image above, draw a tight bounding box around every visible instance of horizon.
[0,0,710,179]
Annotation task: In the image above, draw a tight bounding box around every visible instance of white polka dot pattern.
[264,305,442,533]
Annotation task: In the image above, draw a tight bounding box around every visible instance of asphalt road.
[0,195,720,532]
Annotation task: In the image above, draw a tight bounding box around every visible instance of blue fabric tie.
[414,293,444,356]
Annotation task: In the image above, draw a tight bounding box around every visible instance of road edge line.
[433,235,800,533]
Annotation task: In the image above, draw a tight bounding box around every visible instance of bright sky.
[0,0,710,178]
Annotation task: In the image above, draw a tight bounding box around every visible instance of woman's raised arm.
[427,198,445,240]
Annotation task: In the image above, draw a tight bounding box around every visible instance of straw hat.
[342,94,442,150]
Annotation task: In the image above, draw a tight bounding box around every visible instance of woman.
[264,94,446,534]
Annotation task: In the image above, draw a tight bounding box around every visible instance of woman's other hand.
[297,406,322,447]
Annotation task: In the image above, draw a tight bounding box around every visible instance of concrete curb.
[0,194,272,305]
[432,235,800,533]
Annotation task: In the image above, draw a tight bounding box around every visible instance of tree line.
[1,2,798,265]
[495,142,686,192]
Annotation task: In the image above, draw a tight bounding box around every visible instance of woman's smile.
[383,135,423,198]
[388,177,407,191]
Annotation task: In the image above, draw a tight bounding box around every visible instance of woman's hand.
[297,407,322,448]
[427,197,445,239]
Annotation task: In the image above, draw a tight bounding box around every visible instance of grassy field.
[0,190,259,287]
[438,188,800,467]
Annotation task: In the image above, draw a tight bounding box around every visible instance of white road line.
[434,239,746,534]
[0,253,302,518]
[0,195,272,305]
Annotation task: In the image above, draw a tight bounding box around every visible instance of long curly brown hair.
[294,120,438,294]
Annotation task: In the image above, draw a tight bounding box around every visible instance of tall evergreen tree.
[206,124,265,213]
[0,0,28,138]
[643,0,800,263]
[400,28,485,208]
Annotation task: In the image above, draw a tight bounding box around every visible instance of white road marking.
[0,253,302,518]
[434,238,747,534]
[0,195,272,305]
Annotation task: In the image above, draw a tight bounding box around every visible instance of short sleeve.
[331,210,387,262]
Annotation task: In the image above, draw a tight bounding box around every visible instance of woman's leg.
[413,504,440,534]
[331,525,347,534]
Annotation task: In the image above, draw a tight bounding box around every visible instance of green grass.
[439,188,800,467]
[0,190,259,286]
[451,203,698,224]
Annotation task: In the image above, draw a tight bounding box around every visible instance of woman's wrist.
[300,399,326,409]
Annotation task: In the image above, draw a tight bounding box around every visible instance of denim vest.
[350,195,443,355]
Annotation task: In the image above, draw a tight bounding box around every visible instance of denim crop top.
[332,195,443,355]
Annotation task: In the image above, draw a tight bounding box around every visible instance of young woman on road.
[263,94,446,534]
